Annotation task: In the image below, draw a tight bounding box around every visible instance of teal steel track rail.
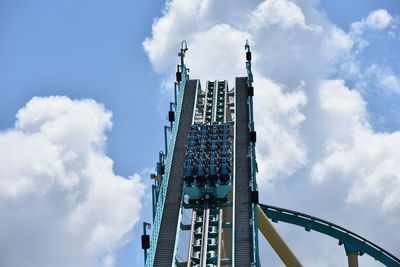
[259,204,400,267]
[146,63,188,267]
[245,41,260,267]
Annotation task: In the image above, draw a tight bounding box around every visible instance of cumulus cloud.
[143,0,214,73]
[365,64,400,93]
[186,24,251,85]
[144,0,400,265]
[0,96,145,267]
[351,9,393,35]
[312,80,400,215]
[254,76,307,185]
[249,0,313,30]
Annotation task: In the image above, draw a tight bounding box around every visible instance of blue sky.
[320,0,400,132]
[1,0,400,266]
[0,0,166,175]
[0,1,166,265]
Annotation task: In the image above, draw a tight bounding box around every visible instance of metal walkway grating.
[234,77,253,266]
[153,80,198,266]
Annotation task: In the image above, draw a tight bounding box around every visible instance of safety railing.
[146,65,188,266]
[245,41,260,267]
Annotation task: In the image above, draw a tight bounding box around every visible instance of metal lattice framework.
[143,41,400,267]
[146,63,188,266]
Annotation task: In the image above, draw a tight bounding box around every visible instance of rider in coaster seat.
[209,143,218,152]
[198,144,207,153]
[188,140,196,149]
[220,145,231,157]
[184,159,194,186]
[198,139,207,148]
[221,133,230,141]
[189,128,198,136]
[195,163,207,187]
[185,150,195,159]
[207,163,218,186]
[197,151,206,160]
[210,133,219,141]
[188,134,197,143]
[208,151,219,164]
[208,156,217,165]
[211,126,218,135]
[209,139,219,148]
[196,158,206,167]
[219,157,231,185]
[200,125,208,137]
[222,127,230,134]
[221,139,231,147]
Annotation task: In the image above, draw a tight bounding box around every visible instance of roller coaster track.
[183,79,230,267]
[145,42,399,267]
[259,204,400,266]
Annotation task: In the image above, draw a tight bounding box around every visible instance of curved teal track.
[259,204,400,267]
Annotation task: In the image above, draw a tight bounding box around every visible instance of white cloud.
[249,0,311,30]
[254,76,307,185]
[312,80,400,216]
[348,10,398,56]
[365,9,393,29]
[0,96,145,267]
[365,64,400,93]
[143,0,214,73]
[380,73,400,93]
[186,24,251,85]
[351,9,393,35]
[144,0,400,265]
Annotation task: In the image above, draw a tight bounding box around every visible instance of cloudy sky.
[1,0,399,266]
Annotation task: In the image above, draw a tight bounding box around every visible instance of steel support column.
[347,253,359,267]
[257,205,302,267]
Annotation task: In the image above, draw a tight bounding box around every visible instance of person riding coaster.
[220,145,231,157]
[198,139,207,148]
[207,151,219,164]
[207,163,218,186]
[197,151,206,160]
[198,145,207,152]
[200,125,208,136]
[221,139,231,147]
[219,158,231,185]
[222,127,230,134]
[188,135,197,144]
[189,127,198,133]
[220,157,232,166]
[221,133,230,141]
[185,150,195,159]
[184,159,194,186]
[196,158,206,167]
[209,143,218,152]
[209,139,219,148]
[195,164,207,187]
[210,133,219,140]
[189,129,198,137]
[208,157,217,165]
[187,140,196,149]
[189,132,198,140]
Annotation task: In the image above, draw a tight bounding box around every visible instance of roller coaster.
[142,41,400,267]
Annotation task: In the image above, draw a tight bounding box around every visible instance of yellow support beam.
[257,205,303,267]
[347,253,359,267]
